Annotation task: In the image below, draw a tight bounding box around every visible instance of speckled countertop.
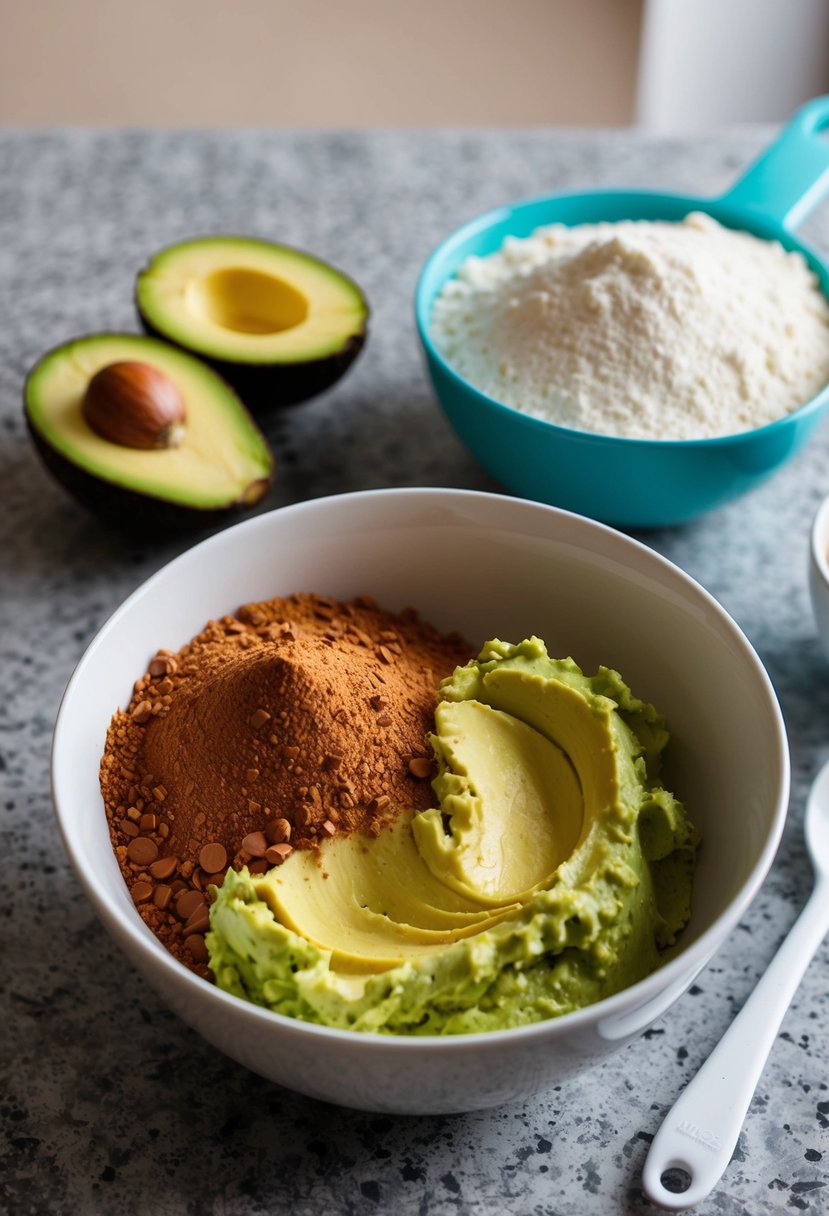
[3,126,829,1216]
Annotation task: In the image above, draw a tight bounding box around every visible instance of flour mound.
[430,212,829,440]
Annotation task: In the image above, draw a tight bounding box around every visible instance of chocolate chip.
[408,757,433,779]
[176,890,206,921]
[183,907,210,937]
[265,818,291,844]
[242,832,268,857]
[199,842,227,873]
[131,881,153,903]
[265,843,293,865]
[153,884,173,909]
[183,934,209,962]
[126,837,159,866]
[149,856,177,881]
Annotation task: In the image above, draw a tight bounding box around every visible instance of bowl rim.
[414,185,829,449]
[51,486,791,1050]
[810,491,829,586]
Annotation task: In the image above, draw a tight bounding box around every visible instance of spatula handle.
[642,881,829,1211]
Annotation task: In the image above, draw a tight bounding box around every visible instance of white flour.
[430,212,829,440]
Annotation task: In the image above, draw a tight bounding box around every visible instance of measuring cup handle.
[719,95,829,230]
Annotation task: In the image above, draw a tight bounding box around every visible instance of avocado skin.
[23,333,274,535]
[25,416,272,535]
[137,307,367,411]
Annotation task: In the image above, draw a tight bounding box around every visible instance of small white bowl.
[52,488,790,1114]
[810,493,829,661]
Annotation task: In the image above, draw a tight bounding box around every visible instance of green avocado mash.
[207,638,698,1034]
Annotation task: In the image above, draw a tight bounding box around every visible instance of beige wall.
[0,0,642,126]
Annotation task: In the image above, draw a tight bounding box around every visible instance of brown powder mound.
[100,592,473,978]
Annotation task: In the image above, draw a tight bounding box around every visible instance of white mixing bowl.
[51,488,789,1113]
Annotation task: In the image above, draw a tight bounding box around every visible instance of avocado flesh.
[135,237,368,408]
[25,334,273,515]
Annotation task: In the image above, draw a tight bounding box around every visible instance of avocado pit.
[82,360,187,450]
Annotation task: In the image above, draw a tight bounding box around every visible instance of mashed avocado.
[207,638,698,1034]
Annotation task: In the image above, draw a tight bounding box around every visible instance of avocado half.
[135,236,369,410]
[24,333,274,532]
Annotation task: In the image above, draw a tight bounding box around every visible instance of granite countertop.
[3,127,829,1216]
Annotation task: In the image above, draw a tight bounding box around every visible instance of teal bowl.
[416,98,829,527]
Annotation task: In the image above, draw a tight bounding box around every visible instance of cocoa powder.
[100,592,472,979]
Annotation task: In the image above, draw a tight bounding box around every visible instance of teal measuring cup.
[415,97,829,527]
